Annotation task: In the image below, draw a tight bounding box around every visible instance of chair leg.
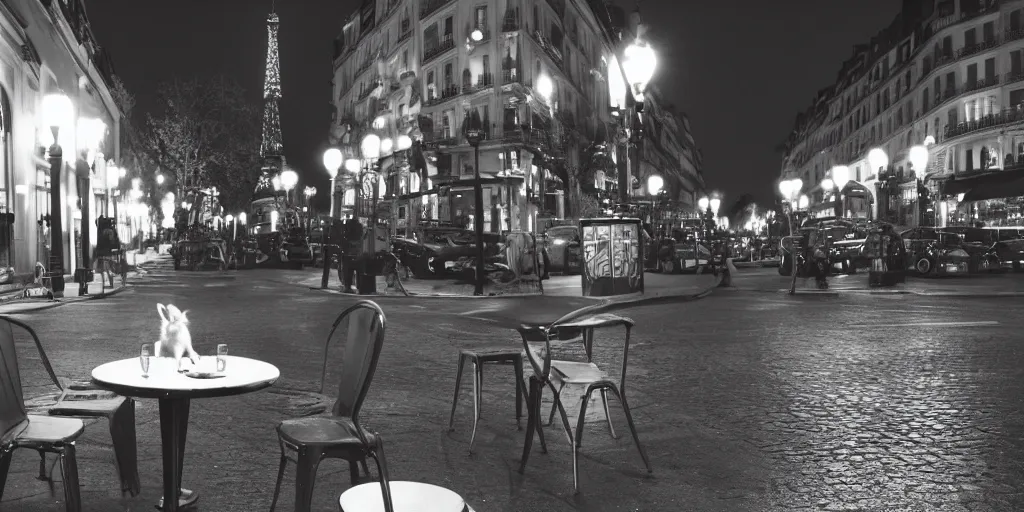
[513,357,525,431]
[611,389,652,473]
[550,394,580,493]
[110,398,141,496]
[546,383,564,427]
[518,376,539,474]
[468,360,481,454]
[0,450,12,500]
[59,444,82,512]
[360,460,370,478]
[534,383,547,454]
[349,460,360,486]
[37,450,47,480]
[268,447,288,512]
[448,354,466,432]
[600,389,617,439]
[293,447,323,512]
[575,388,596,449]
[367,436,394,512]
[476,362,484,419]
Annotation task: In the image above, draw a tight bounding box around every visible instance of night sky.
[86,0,901,209]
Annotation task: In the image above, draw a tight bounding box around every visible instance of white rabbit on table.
[155,303,199,372]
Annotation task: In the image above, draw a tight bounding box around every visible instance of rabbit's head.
[157,303,189,330]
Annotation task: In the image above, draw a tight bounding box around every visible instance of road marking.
[407,305,426,309]
[849,320,999,328]
[466,316,499,323]
[203,283,227,287]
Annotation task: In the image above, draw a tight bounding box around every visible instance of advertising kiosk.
[579,217,644,297]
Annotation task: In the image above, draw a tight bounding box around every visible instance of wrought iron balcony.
[962,75,1000,94]
[423,35,455,63]
[1007,29,1024,43]
[424,85,460,107]
[955,38,999,60]
[501,16,520,32]
[944,107,1024,140]
[420,0,455,20]
[1006,71,1024,86]
[476,73,494,88]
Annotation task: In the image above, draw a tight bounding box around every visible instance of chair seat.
[16,415,85,445]
[277,416,373,447]
[339,481,465,512]
[551,360,607,384]
[24,390,125,418]
[461,347,522,362]
[554,313,634,330]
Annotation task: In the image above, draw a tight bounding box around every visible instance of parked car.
[391,233,479,278]
[541,225,581,274]
[900,228,971,275]
[984,239,1024,272]
[940,226,996,272]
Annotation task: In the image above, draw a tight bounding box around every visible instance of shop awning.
[943,167,1024,200]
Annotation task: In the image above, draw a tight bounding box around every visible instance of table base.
[159,398,191,512]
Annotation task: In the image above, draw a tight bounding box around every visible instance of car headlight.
[552,239,566,246]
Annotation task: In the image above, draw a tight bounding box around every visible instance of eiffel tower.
[254,7,285,198]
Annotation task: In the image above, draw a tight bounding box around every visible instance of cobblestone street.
[3,266,1024,511]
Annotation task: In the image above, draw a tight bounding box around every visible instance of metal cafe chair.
[270,300,387,512]
[0,317,84,512]
[0,316,140,497]
[517,313,652,493]
[447,347,528,453]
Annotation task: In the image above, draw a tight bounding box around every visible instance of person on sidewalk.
[337,218,364,293]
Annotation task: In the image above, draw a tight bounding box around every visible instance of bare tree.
[145,76,261,213]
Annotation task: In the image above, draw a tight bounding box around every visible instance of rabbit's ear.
[157,304,169,322]
[180,310,190,323]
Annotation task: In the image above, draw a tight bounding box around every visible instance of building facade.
[330,0,642,233]
[0,0,119,281]
[780,0,1024,229]
[634,84,705,209]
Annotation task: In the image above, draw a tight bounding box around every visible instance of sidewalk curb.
[728,285,1024,298]
[550,273,724,324]
[0,283,131,314]
[307,286,554,300]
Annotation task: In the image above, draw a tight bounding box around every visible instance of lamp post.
[610,30,658,206]
[360,133,382,258]
[698,196,710,239]
[778,178,803,294]
[464,111,486,296]
[646,175,663,233]
[76,117,106,296]
[908,145,930,226]
[868,147,889,222]
[322,148,342,219]
[42,93,73,298]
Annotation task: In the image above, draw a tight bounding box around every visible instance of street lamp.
[622,39,658,103]
[323,147,342,219]
[536,74,554,103]
[280,169,298,204]
[646,175,663,196]
[464,110,487,296]
[75,117,106,295]
[156,173,165,185]
[908,145,929,175]
[867,147,889,176]
[360,133,382,256]
[613,35,658,205]
[831,165,850,218]
[709,197,721,217]
[42,93,73,297]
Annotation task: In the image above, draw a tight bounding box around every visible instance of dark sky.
[86,0,901,209]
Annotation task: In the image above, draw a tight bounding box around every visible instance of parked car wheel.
[915,257,932,274]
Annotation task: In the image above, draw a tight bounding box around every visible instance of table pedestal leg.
[158,398,192,512]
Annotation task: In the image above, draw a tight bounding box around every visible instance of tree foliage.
[110,75,161,216]
[145,76,262,213]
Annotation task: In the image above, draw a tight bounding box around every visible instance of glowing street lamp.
[709,197,721,217]
[280,169,298,203]
[42,93,73,297]
[622,39,657,102]
[908,145,929,174]
[646,175,663,196]
[536,74,553,102]
[867,147,889,175]
[396,134,413,151]
[821,178,834,192]
[470,28,484,42]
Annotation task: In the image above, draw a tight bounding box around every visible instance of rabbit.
[155,304,199,371]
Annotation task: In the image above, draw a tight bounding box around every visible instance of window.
[983,21,995,43]
[402,50,408,70]
[482,54,490,75]
[1011,88,1024,108]
[426,70,436,99]
[444,16,453,37]
[1012,50,1024,76]
[1013,10,1022,32]
[424,24,439,51]
[964,27,977,48]
[443,62,453,88]
[984,58,995,81]
[500,149,519,170]
[475,6,487,30]
[966,63,977,85]
[923,87,930,111]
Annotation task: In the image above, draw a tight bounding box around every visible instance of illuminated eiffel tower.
[254,7,285,198]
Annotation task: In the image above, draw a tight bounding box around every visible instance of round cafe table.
[92,355,279,512]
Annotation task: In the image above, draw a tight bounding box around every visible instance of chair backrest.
[320,300,387,423]
[0,318,27,445]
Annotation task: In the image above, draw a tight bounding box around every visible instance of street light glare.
[361,133,381,159]
[280,169,298,191]
[622,40,657,94]
[709,197,721,216]
[698,196,709,210]
[380,137,394,155]
[470,29,483,42]
[344,158,361,173]
[646,175,663,196]
[831,165,850,191]
[908,145,929,172]
[41,93,73,130]
[536,74,553,100]
[156,173,165,185]
[322,148,342,173]
[396,134,413,151]
[867,147,889,171]
[821,178,833,191]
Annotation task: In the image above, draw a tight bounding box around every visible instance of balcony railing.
[1006,71,1024,85]
[424,85,460,107]
[420,0,455,19]
[944,107,1024,140]
[533,31,563,68]
[502,16,520,32]
[955,38,1000,60]
[1007,29,1024,43]
[962,75,1000,94]
[423,35,455,63]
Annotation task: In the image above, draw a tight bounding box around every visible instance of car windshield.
[937,233,963,246]
[546,227,577,240]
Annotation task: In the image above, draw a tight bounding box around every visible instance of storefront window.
[948,197,1024,227]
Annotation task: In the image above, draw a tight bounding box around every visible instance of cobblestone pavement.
[734,266,1024,295]
[4,265,1024,511]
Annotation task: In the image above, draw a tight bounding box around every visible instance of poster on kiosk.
[579,218,644,297]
